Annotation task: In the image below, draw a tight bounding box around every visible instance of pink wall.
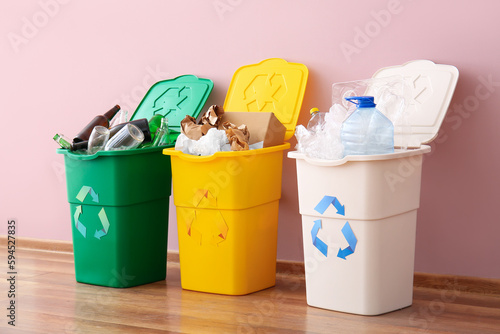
[1,0,499,279]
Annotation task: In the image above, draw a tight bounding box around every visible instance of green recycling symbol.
[73,186,110,240]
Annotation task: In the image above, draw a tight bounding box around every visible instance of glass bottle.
[152,117,171,146]
[87,126,110,154]
[148,114,164,141]
[72,105,121,144]
[105,123,144,151]
[109,118,152,143]
[53,134,72,149]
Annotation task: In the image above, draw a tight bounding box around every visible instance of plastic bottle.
[306,108,326,133]
[152,117,171,146]
[340,96,394,156]
[73,105,121,144]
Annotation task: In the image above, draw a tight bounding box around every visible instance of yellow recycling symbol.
[243,73,287,113]
[183,189,228,246]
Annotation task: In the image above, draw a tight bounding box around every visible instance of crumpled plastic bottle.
[295,105,347,160]
[307,108,326,133]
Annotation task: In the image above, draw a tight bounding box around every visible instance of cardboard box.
[220,112,286,148]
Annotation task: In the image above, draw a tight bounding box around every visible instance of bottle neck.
[103,105,121,121]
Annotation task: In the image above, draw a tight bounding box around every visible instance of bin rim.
[163,142,291,162]
[287,145,431,166]
[58,143,175,160]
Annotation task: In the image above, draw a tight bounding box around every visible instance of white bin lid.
[372,60,459,148]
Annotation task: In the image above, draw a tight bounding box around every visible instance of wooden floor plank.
[0,246,499,334]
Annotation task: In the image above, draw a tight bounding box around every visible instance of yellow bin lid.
[223,58,308,141]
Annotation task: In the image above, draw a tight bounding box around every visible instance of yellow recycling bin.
[163,58,308,295]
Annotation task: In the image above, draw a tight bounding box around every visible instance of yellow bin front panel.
[166,144,289,295]
[177,201,279,295]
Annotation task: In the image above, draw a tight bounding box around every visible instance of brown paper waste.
[180,105,250,151]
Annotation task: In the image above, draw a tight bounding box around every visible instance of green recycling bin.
[58,75,213,287]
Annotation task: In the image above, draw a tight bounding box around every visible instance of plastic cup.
[88,126,110,154]
[105,123,144,151]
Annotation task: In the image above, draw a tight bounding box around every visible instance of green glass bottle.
[152,117,171,146]
[148,114,164,141]
[53,134,72,149]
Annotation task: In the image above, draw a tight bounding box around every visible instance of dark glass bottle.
[70,140,89,151]
[72,105,121,144]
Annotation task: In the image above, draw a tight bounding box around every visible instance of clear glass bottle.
[87,126,110,154]
[104,123,144,151]
[109,118,152,143]
[109,109,129,128]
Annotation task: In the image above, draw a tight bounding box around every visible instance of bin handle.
[57,149,102,160]
[57,148,153,160]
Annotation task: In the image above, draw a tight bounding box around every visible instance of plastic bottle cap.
[345,96,376,108]
[310,107,319,115]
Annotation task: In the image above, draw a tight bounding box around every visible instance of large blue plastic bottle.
[340,96,394,156]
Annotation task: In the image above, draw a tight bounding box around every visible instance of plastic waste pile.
[295,96,395,160]
[294,104,348,160]
[295,75,410,160]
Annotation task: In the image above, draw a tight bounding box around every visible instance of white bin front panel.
[302,211,417,315]
[296,155,424,220]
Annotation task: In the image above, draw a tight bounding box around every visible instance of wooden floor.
[1,247,500,334]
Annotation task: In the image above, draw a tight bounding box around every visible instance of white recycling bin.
[288,60,459,315]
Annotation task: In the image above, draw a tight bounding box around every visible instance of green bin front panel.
[62,146,172,287]
[70,198,169,288]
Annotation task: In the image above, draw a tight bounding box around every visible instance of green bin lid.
[131,75,214,141]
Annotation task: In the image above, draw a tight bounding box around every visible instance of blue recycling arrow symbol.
[314,195,345,216]
[337,222,357,260]
[311,220,328,257]
[311,195,357,259]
